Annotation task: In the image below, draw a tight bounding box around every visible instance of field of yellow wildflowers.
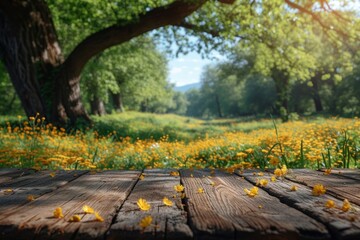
[0,113,359,170]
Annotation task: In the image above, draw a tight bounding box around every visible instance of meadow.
[0,112,359,171]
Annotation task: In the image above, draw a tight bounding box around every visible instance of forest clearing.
[0,113,359,171]
[1,0,360,239]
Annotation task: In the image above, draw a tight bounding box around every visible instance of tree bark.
[310,76,323,112]
[272,69,290,122]
[215,94,223,118]
[112,92,125,112]
[1,0,229,124]
[0,0,62,119]
[90,96,106,116]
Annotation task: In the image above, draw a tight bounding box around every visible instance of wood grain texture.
[285,169,360,206]
[180,169,329,240]
[319,169,360,182]
[109,169,193,240]
[238,169,360,240]
[0,170,140,240]
[0,168,36,184]
[0,170,87,213]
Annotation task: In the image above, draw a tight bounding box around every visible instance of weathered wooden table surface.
[0,168,359,240]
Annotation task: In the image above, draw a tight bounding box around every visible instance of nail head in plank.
[109,169,193,240]
[181,169,329,240]
[238,169,360,240]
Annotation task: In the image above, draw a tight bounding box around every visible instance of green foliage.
[0,63,23,115]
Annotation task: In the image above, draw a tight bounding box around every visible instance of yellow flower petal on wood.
[290,185,298,191]
[82,205,94,214]
[197,187,204,193]
[256,179,268,187]
[163,197,173,207]
[3,189,14,195]
[342,199,351,212]
[69,215,81,222]
[244,186,258,197]
[53,207,64,218]
[324,169,332,175]
[139,173,145,180]
[325,200,335,209]
[174,184,184,193]
[169,171,179,176]
[271,176,276,182]
[94,212,104,222]
[312,184,326,196]
[137,198,151,211]
[27,195,35,201]
[49,172,56,178]
[139,215,152,229]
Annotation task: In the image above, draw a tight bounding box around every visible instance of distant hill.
[174,82,201,93]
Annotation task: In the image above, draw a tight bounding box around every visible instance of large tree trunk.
[90,96,106,116]
[0,0,224,124]
[215,94,223,118]
[112,92,125,112]
[272,69,290,122]
[0,0,62,119]
[310,76,323,112]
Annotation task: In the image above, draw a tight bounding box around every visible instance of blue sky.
[168,51,226,87]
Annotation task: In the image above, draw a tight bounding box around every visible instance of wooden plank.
[319,168,360,182]
[0,168,37,184]
[0,170,140,240]
[238,169,360,240]
[285,169,360,206]
[0,170,87,213]
[180,169,329,240]
[109,169,193,240]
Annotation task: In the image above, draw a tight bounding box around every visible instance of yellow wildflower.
[174,184,185,192]
[245,148,254,154]
[197,187,204,193]
[69,215,81,222]
[53,207,64,218]
[325,200,335,209]
[290,185,298,191]
[94,212,104,222]
[137,198,151,211]
[244,186,259,197]
[82,205,95,214]
[312,184,326,196]
[281,165,287,175]
[256,179,268,187]
[163,197,173,207]
[342,199,351,212]
[236,152,248,158]
[139,215,152,229]
[170,171,179,176]
[210,181,215,186]
[27,195,35,201]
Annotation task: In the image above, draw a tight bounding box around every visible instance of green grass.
[90,112,277,142]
